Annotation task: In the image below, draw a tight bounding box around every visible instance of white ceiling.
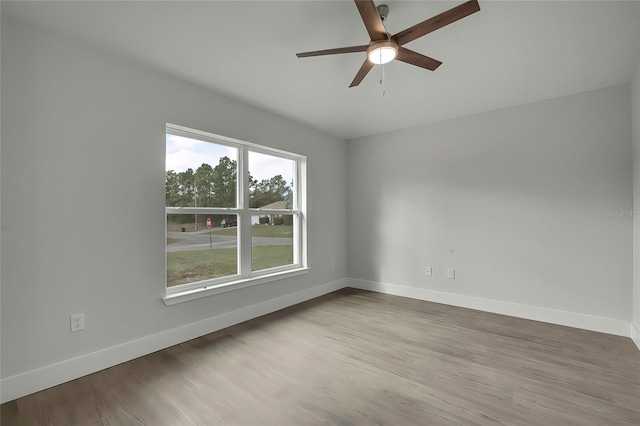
[2,1,639,140]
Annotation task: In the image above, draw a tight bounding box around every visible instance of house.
[257,200,290,225]
[1,0,639,416]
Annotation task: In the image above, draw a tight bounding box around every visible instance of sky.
[166,134,294,183]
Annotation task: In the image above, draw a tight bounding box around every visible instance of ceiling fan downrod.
[376,4,389,22]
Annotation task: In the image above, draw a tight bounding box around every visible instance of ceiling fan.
[296,0,480,87]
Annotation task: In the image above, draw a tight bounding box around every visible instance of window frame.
[164,124,308,305]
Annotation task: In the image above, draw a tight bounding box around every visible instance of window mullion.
[166,124,306,294]
[299,158,307,268]
[293,212,300,265]
[239,146,252,277]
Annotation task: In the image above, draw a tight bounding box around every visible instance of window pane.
[166,134,238,209]
[165,125,306,291]
[251,214,293,272]
[248,151,295,209]
[166,214,238,286]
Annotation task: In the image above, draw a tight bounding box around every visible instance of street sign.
[206,218,212,229]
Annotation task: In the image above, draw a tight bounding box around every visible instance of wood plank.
[2,288,639,425]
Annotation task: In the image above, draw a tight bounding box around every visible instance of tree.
[164,168,196,224]
[165,170,180,207]
[194,163,214,207]
[249,174,291,208]
[178,168,195,207]
[166,157,293,224]
[212,156,237,208]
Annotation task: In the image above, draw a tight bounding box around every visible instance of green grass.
[251,245,293,271]
[167,248,237,287]
[167,245,293,287]
[212,224,293,238]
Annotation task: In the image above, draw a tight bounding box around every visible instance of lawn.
[212,224,293,238]
[167,245,293,287]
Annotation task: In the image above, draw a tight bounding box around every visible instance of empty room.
[1,0,640,424]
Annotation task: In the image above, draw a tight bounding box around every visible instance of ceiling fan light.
[367,41,398,65]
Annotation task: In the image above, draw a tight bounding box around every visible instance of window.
[165,124,307,302]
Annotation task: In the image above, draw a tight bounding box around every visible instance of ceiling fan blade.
[391,0,480,46]
[296,45,369,58]
[396,47,442,71]
[354,0,388,41]
[349,60,375,87]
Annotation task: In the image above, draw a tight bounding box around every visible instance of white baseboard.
[632,323,640,351]
[349,278,631,337]
[0,278,347,404]
[3,278,634,404]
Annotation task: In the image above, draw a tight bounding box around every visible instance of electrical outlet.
[447,268,455,279]
[425,266,432,276]
[71,313,85,332]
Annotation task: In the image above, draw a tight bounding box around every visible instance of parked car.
[221,217,237,228]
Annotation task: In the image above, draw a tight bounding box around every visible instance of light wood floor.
[2,288,640,425]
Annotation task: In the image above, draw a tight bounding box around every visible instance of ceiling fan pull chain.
[381,64,386,96]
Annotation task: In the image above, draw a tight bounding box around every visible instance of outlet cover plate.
[71,313,85,332]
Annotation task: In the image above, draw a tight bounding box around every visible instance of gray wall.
[347,84,632,322]
[633,4,640,344]
[0,16,347,380]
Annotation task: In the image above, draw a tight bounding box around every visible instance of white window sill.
[162,267,310,306]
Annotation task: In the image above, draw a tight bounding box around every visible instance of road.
[166,228,292,252]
